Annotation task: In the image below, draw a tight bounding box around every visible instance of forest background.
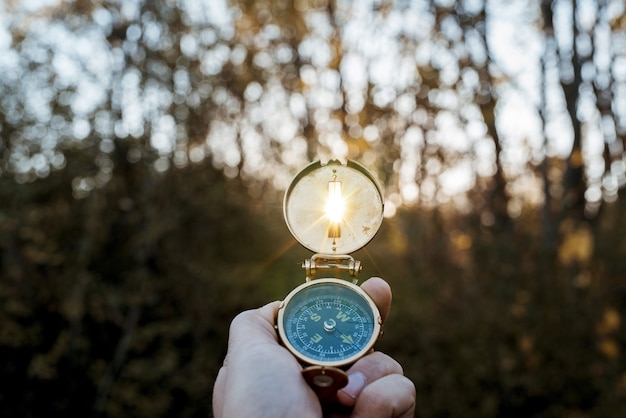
[2,0,626,417]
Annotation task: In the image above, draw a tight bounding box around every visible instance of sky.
[2,0,625,214]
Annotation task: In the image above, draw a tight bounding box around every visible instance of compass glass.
[279,280,380,366]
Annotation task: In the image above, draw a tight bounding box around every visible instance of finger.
[226,301,281,357]
[213,301,282,416]
[214,301,314,417]
[360,277,392,322]
[212,366,226,417]
[351,374,416,418]
[337,351,403,406]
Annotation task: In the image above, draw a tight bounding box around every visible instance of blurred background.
[1,0,626,416]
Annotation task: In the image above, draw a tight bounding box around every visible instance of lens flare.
[325,180,344,223]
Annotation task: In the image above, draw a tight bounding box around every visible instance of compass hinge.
[303,254,361,283]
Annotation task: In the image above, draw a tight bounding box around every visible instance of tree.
[2,1,626,416]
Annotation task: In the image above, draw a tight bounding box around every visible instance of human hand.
[212,277,416,418]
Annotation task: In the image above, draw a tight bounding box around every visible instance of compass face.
[278,279,381,367]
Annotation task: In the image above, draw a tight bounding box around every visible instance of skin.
[213,277,416,418]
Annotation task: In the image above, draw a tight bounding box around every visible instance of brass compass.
[276,160,385,399]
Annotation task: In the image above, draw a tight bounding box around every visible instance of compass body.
[277,279,382,367]
[276,160,384,396]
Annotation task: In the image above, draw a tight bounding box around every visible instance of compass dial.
[278,279,381,367]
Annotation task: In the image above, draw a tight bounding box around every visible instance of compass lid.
[283,160,384,255]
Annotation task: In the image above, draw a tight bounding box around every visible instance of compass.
[276,160,384,399]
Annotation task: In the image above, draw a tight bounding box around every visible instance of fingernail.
[340,372,366,400]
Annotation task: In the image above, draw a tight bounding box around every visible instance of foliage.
[0,149,301,417]
[2,155,626,417]
[374,200,626,417]
[2,0,626,417]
